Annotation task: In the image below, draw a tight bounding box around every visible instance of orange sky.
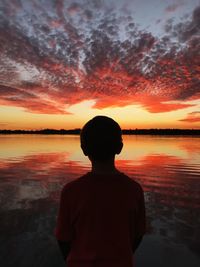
[0,99,200,130]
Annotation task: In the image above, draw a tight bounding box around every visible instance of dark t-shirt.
[55,171,145,267]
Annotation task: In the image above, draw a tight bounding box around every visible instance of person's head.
[80,116,123,161]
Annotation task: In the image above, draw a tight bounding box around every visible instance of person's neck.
[90,157,120,175]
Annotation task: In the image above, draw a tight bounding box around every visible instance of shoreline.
[0,129,200,136]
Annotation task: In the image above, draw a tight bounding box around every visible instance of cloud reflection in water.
[0,135,200,267]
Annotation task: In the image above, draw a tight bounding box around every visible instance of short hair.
[80,116,122,161]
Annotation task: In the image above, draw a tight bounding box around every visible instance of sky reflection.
[0,135,200,267]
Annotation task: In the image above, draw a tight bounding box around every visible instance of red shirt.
[55,171,145,267]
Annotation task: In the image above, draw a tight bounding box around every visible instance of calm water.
[0,135,200,267]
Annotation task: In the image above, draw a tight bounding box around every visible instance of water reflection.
[0,135,200,267]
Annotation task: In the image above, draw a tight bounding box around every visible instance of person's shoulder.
[121,173,143,193]
[61,173,89,194]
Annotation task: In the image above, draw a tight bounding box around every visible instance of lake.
[0,134,200,267]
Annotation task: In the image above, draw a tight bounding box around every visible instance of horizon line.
[0,128,200,131]
[0,128,200,135]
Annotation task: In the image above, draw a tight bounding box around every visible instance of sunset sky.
[0,0,199,130]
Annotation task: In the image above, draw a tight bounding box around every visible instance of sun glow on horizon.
[0,98,199,130]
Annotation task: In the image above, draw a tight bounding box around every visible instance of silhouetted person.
[55,116,146,267]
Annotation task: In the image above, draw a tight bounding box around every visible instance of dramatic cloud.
[0,0,199,114]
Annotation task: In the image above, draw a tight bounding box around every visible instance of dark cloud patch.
[0,85,38,99]
[67,2,82,14]
[86,0,104,9]
[0,0,199,114]
[0,0,22,16]
[0,20,41,67]
[83,9,93,20]
[155,19,161,25]
[164,5,200,42]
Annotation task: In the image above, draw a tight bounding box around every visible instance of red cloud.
[179,111,200,123]
[0,85,71,114]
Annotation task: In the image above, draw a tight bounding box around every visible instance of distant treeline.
[0,129,81,135]
[123,129,200,135]
[0,128,200,135]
